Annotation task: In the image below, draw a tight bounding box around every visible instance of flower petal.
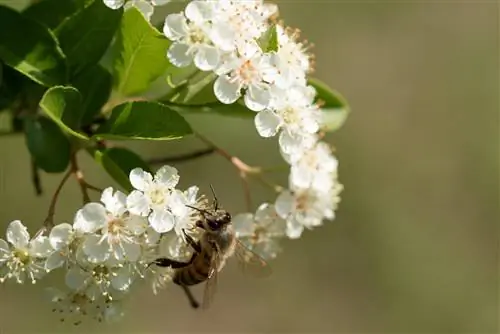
[275,191,294,219]
[82,234,110,263]
[126,215,148,235]
[103,0,124,9]
[286,219,304,239]
[6,220,30,249]
[126,190,150,216]
[214,75,241,104]
[255,110,281,137]
[30,236,53,257]
[0,239,9,262]
[167,43,194,68]
[149,210,175,233]
[129,168,153,192]
[125,0,154,21]
[73,203,108,233]
[163,13,188,41]
[245,85,271,112]
[101,187,127,217]
[45,252,66,271]
[194,45,220,71]
[111,266,133,291]
[185,0,214,22]
[49,223,73,250]
[233,213,255,237]
[65,267,88,291]
[155,165,180,188]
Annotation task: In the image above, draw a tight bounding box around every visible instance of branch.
[30,159,43,196]
[70,153,103,204]
[34,168,72,238]
[147,148,215,165]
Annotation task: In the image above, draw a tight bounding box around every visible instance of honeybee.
[152,186,271,309]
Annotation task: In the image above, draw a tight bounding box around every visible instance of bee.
[151,186,271,309]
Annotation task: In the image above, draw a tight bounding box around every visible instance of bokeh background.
[0,0,498,333]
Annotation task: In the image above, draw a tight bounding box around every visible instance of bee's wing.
[234,239,272,278]
[201,245,221,309]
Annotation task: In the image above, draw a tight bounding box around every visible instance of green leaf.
[112,7,171,97]
[39,86,89,139]
[72,65,112,125]
[55,0,122,77]
[167,101,255,119]
[24,117,71,173]
[308,77,350,132]
[23,0,77,29]
[0,6,67,86]
[260,24,279,52]
[95,101,192,140]
[93,147,151,191]
[0,63,24,111]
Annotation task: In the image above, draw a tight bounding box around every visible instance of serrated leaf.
[55,0,122,77]
[23,0,77,29]
[112,7,171,97]
[0,6,67,86]
[308,77,350,132]
[24,117,71,173]
[93,147,151,191]
[39,86,89,140]
[95,101,192,140]
[72,65,112,125]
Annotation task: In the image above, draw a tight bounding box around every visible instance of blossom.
[74,187,147,263]
[264,25,312,89]
[284,141,339,193]
[126,166,179,233]
[275,185,342,239]
[0,220,52,283]
[104,0,171,21]
[214,46,273,111]
[233,203,286,260]
[163,1,221,70]
[254,85,321,143]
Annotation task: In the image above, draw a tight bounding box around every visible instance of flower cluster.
[163,0,343,240]
[0,0,345,325]
[0,166,206,323]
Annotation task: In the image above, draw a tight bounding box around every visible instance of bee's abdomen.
[173,252,211,286]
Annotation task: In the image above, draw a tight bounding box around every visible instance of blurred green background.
[0,1,498,333]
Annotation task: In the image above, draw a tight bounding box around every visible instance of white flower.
[127,166,179,233]
[264,25,311,89]
[255,85,321,142]
[214,46,273,111]
[275,186,342,239]
[209,0,274,53]
[234,203,286,260]
[45,223,76,271]
[163,1,220,71]
[169,186,204,237]
[74,187,147,263]
[0,220,52,283]
[285,141,339,193]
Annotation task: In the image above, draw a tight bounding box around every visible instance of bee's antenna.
[209,184,218,211]
[186,204,211,216]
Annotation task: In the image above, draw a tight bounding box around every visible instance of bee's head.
[196,210,231,232]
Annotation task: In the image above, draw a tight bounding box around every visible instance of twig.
[34,168,72,238]
[70,153,102,203]
[239,171,253,211]
[147,148,215,165]
[193,131,283,208]
[30,159,43,196]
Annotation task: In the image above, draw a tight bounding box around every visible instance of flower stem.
[70,152,103,203]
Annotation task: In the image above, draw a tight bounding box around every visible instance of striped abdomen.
[173,249,213,286]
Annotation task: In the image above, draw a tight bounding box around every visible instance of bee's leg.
[153,258,190,268]
[182,229,202,253]
[181,284,200,309]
